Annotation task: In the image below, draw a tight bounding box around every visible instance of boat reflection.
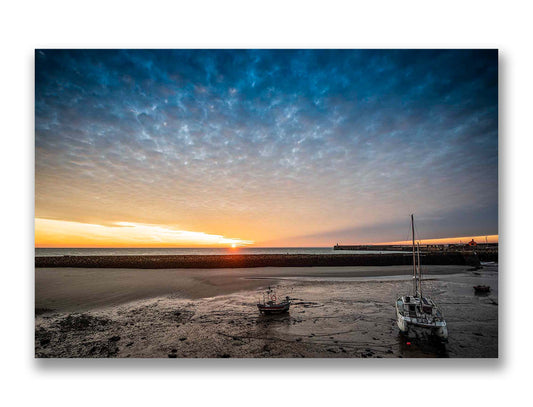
[397,332,449,358]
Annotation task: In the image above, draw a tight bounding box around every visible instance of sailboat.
[395,215,448,341]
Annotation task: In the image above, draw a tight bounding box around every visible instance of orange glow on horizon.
[35,218,498,248]
[35,218,255,248]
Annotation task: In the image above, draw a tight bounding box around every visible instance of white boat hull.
[396,298,448,341]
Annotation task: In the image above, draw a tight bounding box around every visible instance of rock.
[126,342,134,347]
[171,349,177,353]
[108,335,121,342]
[39,338,50,346]
[179,337,187,341]
[168,353,178,358]
[87,342,119,357]
[220,353,231,358]
[58,314,110,331]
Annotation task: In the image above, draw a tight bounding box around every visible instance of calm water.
[35,247,403,257]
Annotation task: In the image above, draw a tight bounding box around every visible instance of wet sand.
[35,264,498,358]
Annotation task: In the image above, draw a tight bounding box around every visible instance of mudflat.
[35,264,498,358]
[35,265,464,312]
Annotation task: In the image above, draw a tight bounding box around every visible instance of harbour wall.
[35,252,495,269]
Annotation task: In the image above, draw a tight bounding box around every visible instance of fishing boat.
[395,215,448,341]
[257,286,291,314]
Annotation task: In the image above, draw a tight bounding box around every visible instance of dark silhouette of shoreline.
[35,252,496,269]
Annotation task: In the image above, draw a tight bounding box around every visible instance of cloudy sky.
[35,49,498,247]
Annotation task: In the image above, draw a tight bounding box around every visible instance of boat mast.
[417,241,422,298]
[411,214,418,297]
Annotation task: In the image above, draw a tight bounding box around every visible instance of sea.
[35,247,402,257]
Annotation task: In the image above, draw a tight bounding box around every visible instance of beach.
[35,263,498,358]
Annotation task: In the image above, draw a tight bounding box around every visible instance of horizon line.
[36,234,499,249]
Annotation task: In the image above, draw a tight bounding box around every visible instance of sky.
[35,49,498,247]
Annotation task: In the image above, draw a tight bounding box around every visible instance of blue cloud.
[35,49,498,242]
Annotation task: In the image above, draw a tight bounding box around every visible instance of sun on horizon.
[34,217,498,249]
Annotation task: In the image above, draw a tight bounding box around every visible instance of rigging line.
[413,217,424,245]
[406,214,412,243]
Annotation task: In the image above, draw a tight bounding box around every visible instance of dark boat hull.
[257,302,290,314]
[473,285,491,293]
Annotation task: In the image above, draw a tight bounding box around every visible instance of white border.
[3,1,531,406]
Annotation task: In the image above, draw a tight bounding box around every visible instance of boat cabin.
[397,295,442,321]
